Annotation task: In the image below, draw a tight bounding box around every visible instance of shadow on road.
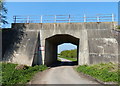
[49,61,78,67]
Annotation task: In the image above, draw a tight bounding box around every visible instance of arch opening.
[45,34,79,66]
[57,43,78,66]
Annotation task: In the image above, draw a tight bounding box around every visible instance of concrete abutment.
[2,22,119,66]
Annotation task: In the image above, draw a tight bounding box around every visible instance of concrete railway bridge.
[2,14,120,66]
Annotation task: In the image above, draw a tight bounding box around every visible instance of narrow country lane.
[58,57,72,62]
[29,66,100,84]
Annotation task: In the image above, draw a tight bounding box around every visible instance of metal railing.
[13,14,115,23]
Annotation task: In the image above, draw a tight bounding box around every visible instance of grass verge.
[76,62,119,84]
[117,26,120,29]
[1,62,47,85]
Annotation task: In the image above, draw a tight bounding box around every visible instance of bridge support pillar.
[78,30,90,65]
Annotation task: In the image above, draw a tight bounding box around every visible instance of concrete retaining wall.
[88,38,118,64]
[87,29,118,64]
[2,24,42,66]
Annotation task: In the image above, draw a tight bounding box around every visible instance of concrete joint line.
[89,53,118,55]
[87,29,113,30]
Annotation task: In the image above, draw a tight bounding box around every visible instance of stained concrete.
[2,22,119,66]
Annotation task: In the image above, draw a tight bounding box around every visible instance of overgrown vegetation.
[58,49,77,61]
[1,62,47,85]
[76,62,119,83]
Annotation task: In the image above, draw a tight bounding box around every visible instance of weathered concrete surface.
[2,24,42,66]
[4,31,39,66]
[87,29,118,64]
[88,38,118,64]
[2,22,119,66]
[112,30,120,63]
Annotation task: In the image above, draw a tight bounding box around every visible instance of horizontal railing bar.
[16,20,84,21]
[86,19,98,20]
[99,19,113,20]
[67,20,83,21]
[14,14,113,16]
[96,14,113,15]
[13,14,115,23]
[99,16,112,17]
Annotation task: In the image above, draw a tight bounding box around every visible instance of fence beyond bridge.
[13,14,115,23]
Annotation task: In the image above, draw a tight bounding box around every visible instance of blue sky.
[58,43,77,53]
[5,0,120,2]
[4,2,118,53]
[5,2,118,27]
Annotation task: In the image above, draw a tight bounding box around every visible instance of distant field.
[1,62,47,85]
[76,62,119,84]
[58,49,77,61]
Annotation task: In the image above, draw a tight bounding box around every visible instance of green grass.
[1,62,47,85]
[59,56,77,61]
[76,62,119,83]
[117,26,120,29]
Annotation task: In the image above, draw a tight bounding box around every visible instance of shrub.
[58,49,77,60]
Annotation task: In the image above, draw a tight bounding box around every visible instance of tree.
[0,0,8,27]
[59,49,77,58]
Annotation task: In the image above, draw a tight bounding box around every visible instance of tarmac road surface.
[29,66,100,84]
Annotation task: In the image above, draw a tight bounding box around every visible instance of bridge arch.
[4,23,118,66]
[44,34,80,66]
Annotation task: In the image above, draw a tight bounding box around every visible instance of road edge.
[27,67,51,84]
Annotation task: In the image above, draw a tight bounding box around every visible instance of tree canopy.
[0,0,8,27]
[58,49,77,58]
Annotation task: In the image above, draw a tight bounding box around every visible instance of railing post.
[84,14,86,22]
[14,16,16,23]
[112,14,115,29]
[40,15,43,23]
[69,15,71,23]
[97,16,100,22]
[54,15,56,23]
[112,13,114,22]
[27,16,29,23]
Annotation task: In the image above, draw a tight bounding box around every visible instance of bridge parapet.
[13,14,115,23]
[12,22,116,31]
